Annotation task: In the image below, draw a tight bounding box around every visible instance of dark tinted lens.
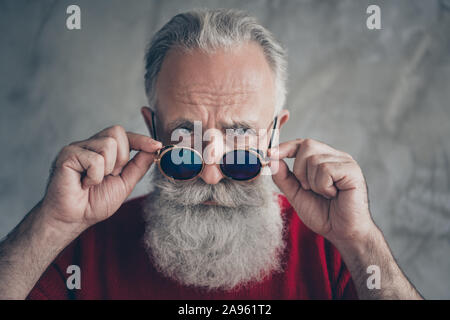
[160,148,203,180]
[220,150,261,181]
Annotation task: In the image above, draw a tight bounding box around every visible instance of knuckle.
[307,154,321,166]
[109,125,126,137]
[60,144,74,154]
[302,138,315,148]
[58,145,75,161]
[103,136,117,151]
[342,151,354,160]
[355,164,364,176]
[318,162,331,172]
[56,146,78,168]
[91,153,104,167]
[347,159,359,169]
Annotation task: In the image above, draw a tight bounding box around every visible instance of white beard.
[142,168,285,291]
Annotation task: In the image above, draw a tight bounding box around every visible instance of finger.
[270,158,333,233]
[75,137,117,176]
[306,154,350,198]
[120,151,156,194]
[293,154,310,190]
[314,162,339,199]
[292,140,329,190]
[317,161,364,192]
[93,125,130,176]
[273,139,347,190]
[270,139,310,189]
[310,160,363,203]
[268,139,304,160]
[57,145,105,188]
[270,159,302,201]
[127,132,162,153]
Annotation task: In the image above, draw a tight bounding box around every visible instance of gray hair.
[144,8,287,116]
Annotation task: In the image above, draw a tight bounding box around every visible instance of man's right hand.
[0,125,162,300]
[41,125,162,232]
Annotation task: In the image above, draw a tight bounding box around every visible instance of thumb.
[270,159,329,230]
[270,159,302,201]
[120,151,155,194]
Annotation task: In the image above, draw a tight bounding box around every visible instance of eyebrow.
[166,118,259,133]
[222,120,258,131]
[166,119,196,133]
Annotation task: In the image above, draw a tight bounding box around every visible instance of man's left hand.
[269,138,376,245]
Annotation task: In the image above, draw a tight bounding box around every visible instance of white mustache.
[151,169,271,208]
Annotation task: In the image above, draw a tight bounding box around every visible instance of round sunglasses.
[154,145,269,181]
[150,113,278,182]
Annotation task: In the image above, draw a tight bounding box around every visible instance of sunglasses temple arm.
[151,111,158,141]
[268,116,278,150]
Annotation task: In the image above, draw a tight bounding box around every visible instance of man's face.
[153,42,277,184]
[142,43,285,291]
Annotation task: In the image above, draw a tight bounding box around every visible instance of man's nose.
[199,164,224,185]
[199,135,225,185]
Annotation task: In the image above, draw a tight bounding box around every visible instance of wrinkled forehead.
[155,42,276,129]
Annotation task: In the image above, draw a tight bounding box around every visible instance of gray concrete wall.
[1,0,449,299]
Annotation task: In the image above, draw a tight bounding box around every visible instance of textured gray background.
[1,0,449,299]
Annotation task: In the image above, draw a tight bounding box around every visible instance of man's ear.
[277,109,290,129]
[141,106,156,139]
[269,109,289,148]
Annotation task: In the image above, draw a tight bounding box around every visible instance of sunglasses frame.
[151,113,278,182]
[154,145,270,182]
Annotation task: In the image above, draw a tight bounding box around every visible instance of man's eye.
[172,128,192,136]
[231,128,255,136]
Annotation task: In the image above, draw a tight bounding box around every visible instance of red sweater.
[27,194,357,300]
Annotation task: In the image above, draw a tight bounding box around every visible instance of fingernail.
[152,140,162,146]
